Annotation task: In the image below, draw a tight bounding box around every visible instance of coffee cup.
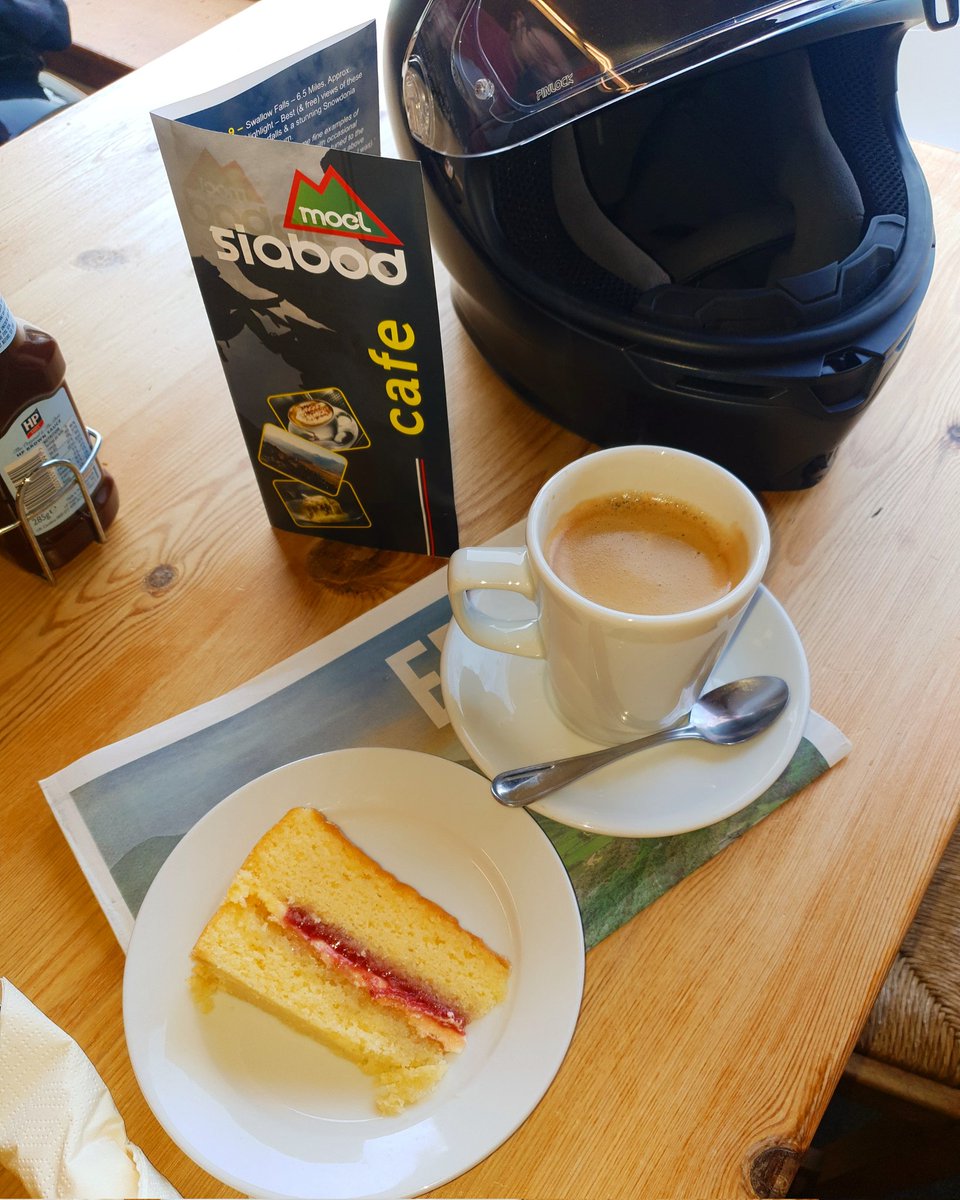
[447,446,770,744]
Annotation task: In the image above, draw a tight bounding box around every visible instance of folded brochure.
[152,21,458,556]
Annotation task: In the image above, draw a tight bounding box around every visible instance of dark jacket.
[0,0,70,59]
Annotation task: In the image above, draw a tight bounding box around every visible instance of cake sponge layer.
[223,806,509,1021]
[191,899,448,1113]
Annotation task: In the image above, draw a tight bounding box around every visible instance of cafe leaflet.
[152,21,459,558]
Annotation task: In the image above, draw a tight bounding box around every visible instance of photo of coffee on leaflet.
[152,22,458,557]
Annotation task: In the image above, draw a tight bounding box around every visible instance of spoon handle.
[490,723,697,807]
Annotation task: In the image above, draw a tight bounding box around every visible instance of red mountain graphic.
[283,167,402,245]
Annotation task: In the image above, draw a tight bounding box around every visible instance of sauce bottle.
[0,293,118,577]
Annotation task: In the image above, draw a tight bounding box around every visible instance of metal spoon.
[490,675,790,808]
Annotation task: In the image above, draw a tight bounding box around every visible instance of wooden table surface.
[1,4,959,1197]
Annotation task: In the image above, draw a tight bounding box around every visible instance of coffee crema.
[289,399,335,429]
[545,490,749,615]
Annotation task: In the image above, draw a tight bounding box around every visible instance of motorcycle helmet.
[385,0,953,489]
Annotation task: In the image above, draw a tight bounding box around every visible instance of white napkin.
[0,978,179,1199]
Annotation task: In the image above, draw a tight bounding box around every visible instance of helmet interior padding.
[586,48,866,284]
[479,26,910,331]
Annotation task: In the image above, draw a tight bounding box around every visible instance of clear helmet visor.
[400,0,879,156]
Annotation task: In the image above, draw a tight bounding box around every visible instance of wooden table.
[2,3,958,1196]
[46,0,259,91]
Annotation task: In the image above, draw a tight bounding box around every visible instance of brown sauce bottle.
[0,294,118,576]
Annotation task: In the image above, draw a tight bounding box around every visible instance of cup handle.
[448,546,546,659]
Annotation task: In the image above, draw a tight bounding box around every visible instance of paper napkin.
[0,978,179,1199]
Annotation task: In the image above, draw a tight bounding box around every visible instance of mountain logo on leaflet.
[283,167,402,245]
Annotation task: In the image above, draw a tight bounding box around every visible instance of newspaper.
[41,529,850,952]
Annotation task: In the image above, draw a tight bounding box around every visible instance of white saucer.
[441,586,810,838]
[123,749,583,1200]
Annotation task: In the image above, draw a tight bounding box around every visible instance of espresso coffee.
[546,491,749,615]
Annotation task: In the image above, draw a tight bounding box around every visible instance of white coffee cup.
[448,446,770,744]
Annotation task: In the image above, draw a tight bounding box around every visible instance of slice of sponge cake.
[190,806,510,1114]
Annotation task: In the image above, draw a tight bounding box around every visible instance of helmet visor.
[400,0,878,155]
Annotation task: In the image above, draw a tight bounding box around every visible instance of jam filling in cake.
[282,904,468,1047]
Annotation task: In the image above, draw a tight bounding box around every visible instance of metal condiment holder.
[0,426,107,583]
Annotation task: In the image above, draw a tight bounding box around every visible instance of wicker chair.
[796,822,960,1196]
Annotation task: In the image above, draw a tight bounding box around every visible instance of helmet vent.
[674,375,782,402]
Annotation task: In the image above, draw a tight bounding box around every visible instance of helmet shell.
[386,0,937,488]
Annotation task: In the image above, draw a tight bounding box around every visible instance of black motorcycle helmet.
[385,0,954,489]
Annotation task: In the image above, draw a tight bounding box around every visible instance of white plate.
[441,586,810,838]
[123,749,584,1200]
